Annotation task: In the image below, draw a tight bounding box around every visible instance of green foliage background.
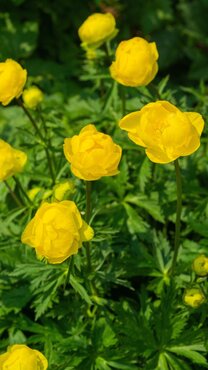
[1,0,208,369]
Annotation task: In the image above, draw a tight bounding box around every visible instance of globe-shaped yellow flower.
[192,255,208,277]
[110,37,159,87]
[0,139,27,181]
[119,101,204,163]
[22,86,43,109]
[21,201,94,264]
[0,59,27,105]
[0,344,48,370]
[183,288,205,308]
[78,13,118,49]
[63,124,122,181]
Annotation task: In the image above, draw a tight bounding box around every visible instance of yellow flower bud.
[53,180,75,201]
[0,139,27,181]
[78,13,118,49]
[110,37,159,87]
[42,189,53,200]
[183,288,206,308]
[63,124,122,181]
[0,344,48,370]
[22,86,43,109]
[192,255,208,276]
[0,59,27,105]
[21,201,94,264]
[27,187,43,201]
[119,100,204,164]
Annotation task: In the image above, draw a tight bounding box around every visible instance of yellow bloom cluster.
[0,344,48,370]
[110,37,159,87]
[0,59,27,105]
[119,101,204,164]
[78,12,118,49]
[0,139,27,181]
[21,201,94,264]
[64,124,122,181]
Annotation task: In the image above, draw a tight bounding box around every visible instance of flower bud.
[53,180,75,201]
[192,255,208,276]
[27,187,43,201]
[22,86,43,109]
[78,13,118,49]
[183,288,205,308]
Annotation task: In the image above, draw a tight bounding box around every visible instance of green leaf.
[123,203,149,234]
[108,361,138,369]
[167,345,208,366]
[125,193,164,223]
[138,157,152,192]
[157,353,169,370]
[70,275,92,305]
[95,357,111,370]
[164,352,192,370]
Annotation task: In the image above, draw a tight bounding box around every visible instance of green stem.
[13,176,33,206]
[17,99,44,140]
[4,180,23,207]
[171,159,182,275]
[37,107,56,184]
[85,181,92,272]
[120,85,126,116]
[18,100,56,184]
[64,256,74,291]
[102,80,117,114]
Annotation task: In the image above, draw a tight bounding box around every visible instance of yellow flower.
[63,124,122,181]
[183,288,205,308]
[21,201,94,264]
[0,59,27,106]
[192,255,208,277]
[110,37,159,87]
[0,344,48,370]
[78,13,118,49]
[0,139,27,181]
[53,180,75,201]
[119,101,204,163]
[22,86,43,109]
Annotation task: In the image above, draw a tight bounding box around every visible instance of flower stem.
[120,85,126,116]
[17,99,56,184]
[4,180,23,207]
[85,181,92,272]
[37,107,56,184]
[102,80,117,114]
[13,175,33,206]
[171,159,182,275]
[17,99,44,140]
[64,256,74,291]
